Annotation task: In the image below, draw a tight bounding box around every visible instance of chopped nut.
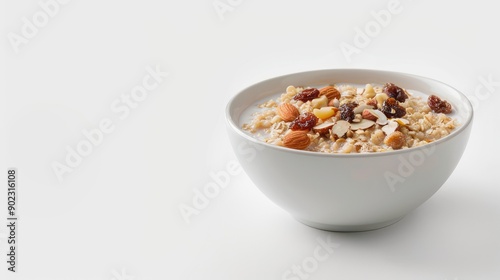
[311,95,328,109]
[375,93,389,108]
[313,106,337,119]
[328,98,340,108]
[362,83,376,98]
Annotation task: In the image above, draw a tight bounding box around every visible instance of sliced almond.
[382,120,399,135]
[331,120,350,138]
[350,119,375,130]
[362,109,378,121]
[370,109,388,125]
[353,104,374,114]
[313,122,335,135]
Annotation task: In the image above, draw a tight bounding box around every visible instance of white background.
[1,0,500,279]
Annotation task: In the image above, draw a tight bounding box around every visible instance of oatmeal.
[242,83,458,153]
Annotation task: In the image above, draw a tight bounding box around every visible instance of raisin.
[339,102,358,122]
[381,98,406,118]
[293,88,320,102]
[289,112,318,131]
[383,83,408,102]
[428,95,452,114]
[384,131,406,150]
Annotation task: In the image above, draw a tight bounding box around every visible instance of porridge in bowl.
[242,82,458,153]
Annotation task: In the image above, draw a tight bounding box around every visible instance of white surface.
[1,0,499,279]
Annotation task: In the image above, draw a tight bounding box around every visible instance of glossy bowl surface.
[226,69,473,231]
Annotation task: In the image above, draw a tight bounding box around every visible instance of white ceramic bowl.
[226,69,473,231]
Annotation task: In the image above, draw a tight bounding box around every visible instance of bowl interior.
[227,69,473,153]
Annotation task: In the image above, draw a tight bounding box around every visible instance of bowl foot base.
[295,216,405,232]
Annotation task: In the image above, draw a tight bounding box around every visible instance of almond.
[366,98,377,108]
[277,103,299,122]
[331,120,350,138]
[362,109,378,121]
[313,122,335,135]
[283,131,310,150]
[362,109,388,125]
[319,86,341,100]
[353,104,374,114]
[350,119,375,130]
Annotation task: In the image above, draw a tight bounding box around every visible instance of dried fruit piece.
[313,106,337,119]
[383,83,408,102]
[313,122,335,135]
[339,102,358,122]
[381,98,406,118]
[319,86,341,100]
[293,88,320,102]
[277,103,299,122]
[384,131,406,149]
[289,112,318,131]
[428,95,452,114]
[283,131,310,150]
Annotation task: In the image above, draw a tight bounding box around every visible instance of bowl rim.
[226,68,474,158]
